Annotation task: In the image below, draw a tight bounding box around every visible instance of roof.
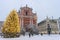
[38,19,57,26]
[20,5,32,11]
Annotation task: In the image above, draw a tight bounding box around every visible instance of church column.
[30,17,31,25]
[21,16,26,32]
[21,16,23,29]
[30,16,33,27]
[31,17,33,26]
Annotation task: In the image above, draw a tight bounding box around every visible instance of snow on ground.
[0,34,60,40]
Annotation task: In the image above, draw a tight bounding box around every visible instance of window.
[26,11,28,15]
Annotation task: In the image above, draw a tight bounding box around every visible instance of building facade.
[38,17,59,34]
[17,5,37,32]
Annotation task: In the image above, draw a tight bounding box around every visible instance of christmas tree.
[2,9,20,38]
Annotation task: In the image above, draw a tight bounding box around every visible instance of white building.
[38,17,59,34]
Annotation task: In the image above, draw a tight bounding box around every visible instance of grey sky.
[0,0,60,23]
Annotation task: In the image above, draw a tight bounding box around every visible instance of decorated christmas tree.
[2,9,20,38]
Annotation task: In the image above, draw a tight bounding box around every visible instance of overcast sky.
[0,0,60,23]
